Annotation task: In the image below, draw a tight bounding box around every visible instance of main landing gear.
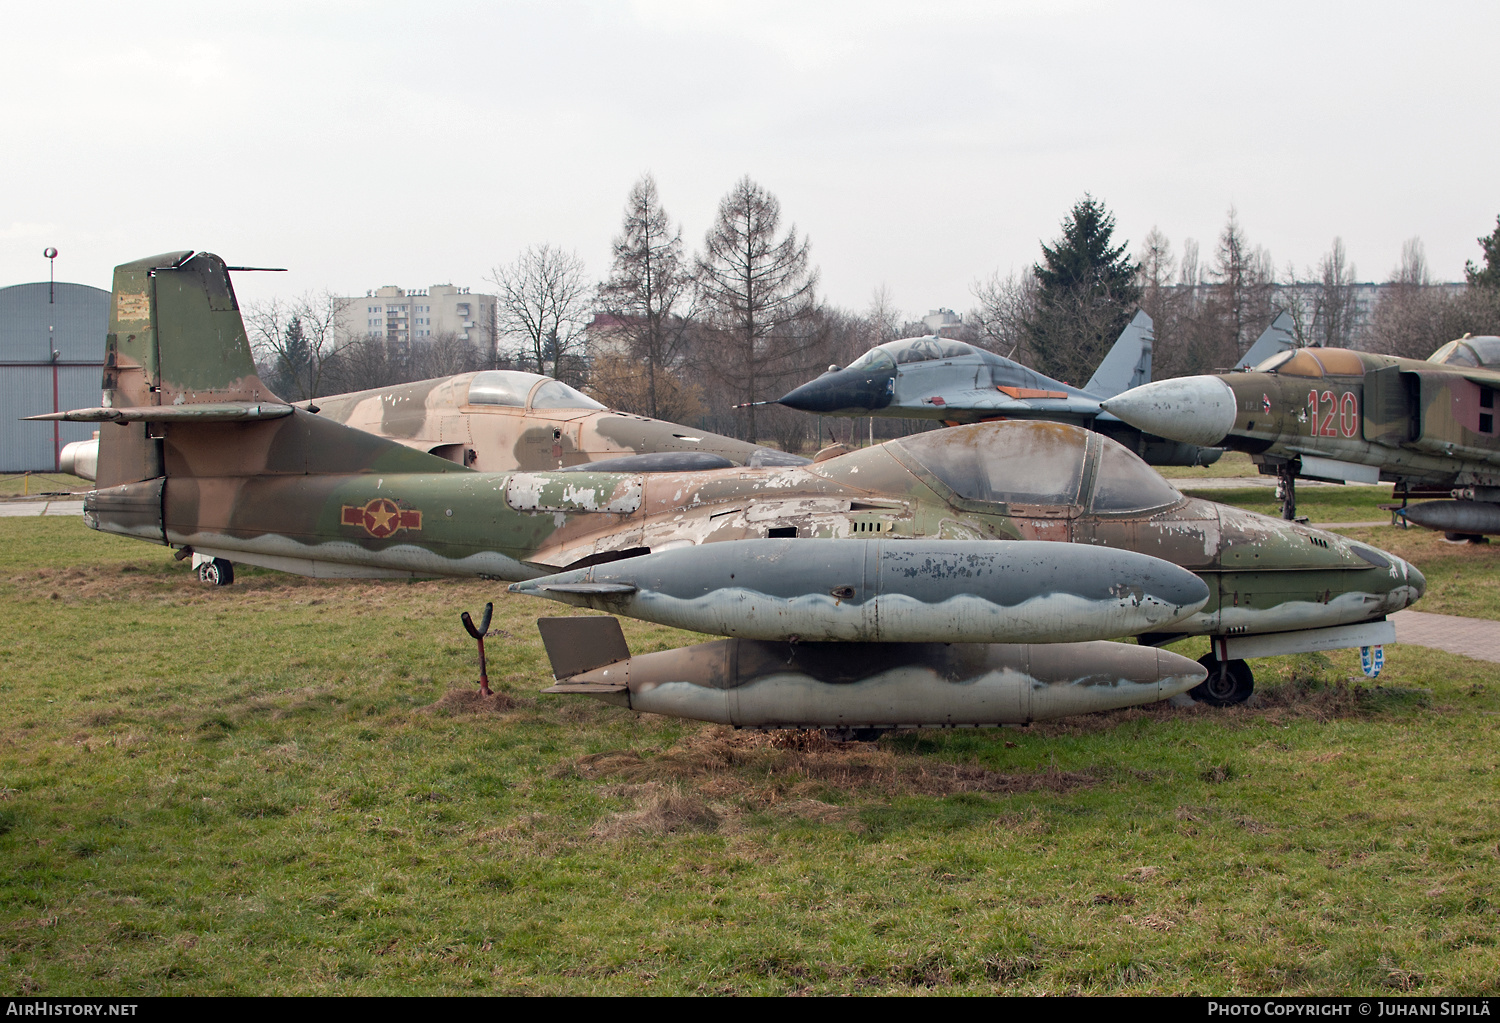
[1191,653,1255,706]
[195,557,234,586]
[1276,465,1297,521]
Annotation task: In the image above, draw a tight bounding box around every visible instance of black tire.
[1190,654,1254,707]
[197,558,235,586]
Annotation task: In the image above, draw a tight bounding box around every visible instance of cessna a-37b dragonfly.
[32,251,1425,733]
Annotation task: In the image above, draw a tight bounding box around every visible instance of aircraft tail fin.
[1084,309,1153,399]
[50,250,465,545]
[46,251,284,489]
[1235,310,1297,370]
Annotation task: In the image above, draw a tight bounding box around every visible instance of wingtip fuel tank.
[510,538,1210,644]
[539,618,1209,727]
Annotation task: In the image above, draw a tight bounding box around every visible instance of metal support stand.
[462,602,495,697]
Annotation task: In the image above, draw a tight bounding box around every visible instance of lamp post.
[43,247,57,304]
[41,248,62,467]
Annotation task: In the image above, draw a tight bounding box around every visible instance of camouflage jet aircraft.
[775,310,1221,467]
[60,369,805,483]
[306,372,807,473]
[35,251,1424,726]
[1102,335,1500,532]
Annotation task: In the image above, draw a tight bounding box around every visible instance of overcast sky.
[4,1,1497,319]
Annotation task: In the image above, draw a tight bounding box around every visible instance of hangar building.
[0,281,108,472]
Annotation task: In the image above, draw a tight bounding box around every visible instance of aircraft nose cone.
[1404,559,1427,601]
[1102,376,1238,447]
[777,368,892,414]
[777,378,834,412]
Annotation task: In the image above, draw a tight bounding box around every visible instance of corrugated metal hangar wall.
[0,282,108,472]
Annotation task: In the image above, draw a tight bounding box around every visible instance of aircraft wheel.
[1191,655,1254,707]
[196,558,235,586]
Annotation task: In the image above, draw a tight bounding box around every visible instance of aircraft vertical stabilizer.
[1084,310,1153,399]
[1235,310,1296,370]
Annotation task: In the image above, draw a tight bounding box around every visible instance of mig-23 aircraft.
[775,310,1221,468]
[34,251,1424,730]
[1102,334,1500,533]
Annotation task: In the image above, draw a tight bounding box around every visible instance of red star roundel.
[341,498,422,539]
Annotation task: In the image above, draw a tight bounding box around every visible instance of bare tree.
[489,244,591,382]
[1368,237,1500,359]
[866,285,903,349]
[1314,238,1359,347]
[597,175,695,419]
[586,351,703,423]
[244,291,354,400]
[694,176,820,441]
[1205,207,1276,365]
[410,332,485,380]
[969,270,1037,360]
[1280,238,1361,350]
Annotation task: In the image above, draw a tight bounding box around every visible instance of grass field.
[0,473,91,499]
[2,514,1498,995]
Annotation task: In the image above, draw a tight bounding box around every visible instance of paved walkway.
[1391,609,1500,664]
[1177,477,1384,491]
[0,500,85,517]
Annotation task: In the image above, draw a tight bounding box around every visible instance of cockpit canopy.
[1252,347,1366,377]
[891,420,1182,512]
[1429,336,1500,370]
[846,336,980,372]
[467,371,605,411]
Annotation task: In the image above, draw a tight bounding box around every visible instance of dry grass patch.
[590,782,734,839]
[569,727,1094,801]
[421,688,520,715]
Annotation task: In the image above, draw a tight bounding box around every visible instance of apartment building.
[337,284,496,352]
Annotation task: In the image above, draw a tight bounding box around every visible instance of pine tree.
[1023,195,1141,385]
[1466,214,1500,290]
[274,315,312,399]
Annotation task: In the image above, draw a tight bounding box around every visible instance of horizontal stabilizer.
[27,402,294,424]
[537,616,632,679]
[542,681,629,694]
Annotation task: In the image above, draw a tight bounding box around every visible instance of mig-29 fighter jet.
[1102,334,1500,533]
[776,311,1221,468]
[37,251,1424,728]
